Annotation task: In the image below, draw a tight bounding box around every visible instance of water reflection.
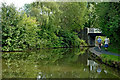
[2,47,120,78]
[37,72,46,80]
[87,60,98,71]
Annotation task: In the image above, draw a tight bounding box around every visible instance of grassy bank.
[100,45,120,68]
[102,45,120,54]
[100,54,120,62]
[100,54,120,68]
[107,45,120,54]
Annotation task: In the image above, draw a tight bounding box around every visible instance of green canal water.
[2,47,120,78]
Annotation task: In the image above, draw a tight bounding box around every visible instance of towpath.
[89,47,120,56]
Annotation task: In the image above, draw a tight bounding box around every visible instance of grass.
[107,45,120,54]
[100,54,120,62]
[101,45,120,54]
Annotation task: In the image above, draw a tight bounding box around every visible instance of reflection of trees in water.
[2,47,88,64]
[2,48,89,78]
[99,63,120,78]
[3,47,119,78]
[3,58,47,78]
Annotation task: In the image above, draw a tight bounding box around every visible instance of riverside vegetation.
[1,2,120,78]
[1,2,88,51]
[1,2,120,64]
[1,2,120,52]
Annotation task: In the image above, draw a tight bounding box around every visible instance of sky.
[0,0,36,9]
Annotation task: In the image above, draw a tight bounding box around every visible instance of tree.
[96,2,120,48]
[1,2,88,51]
[1,3,38,51]
[59,2,88,31]
[1,3,21,51]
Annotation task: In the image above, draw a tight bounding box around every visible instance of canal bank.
[89,47,120,69]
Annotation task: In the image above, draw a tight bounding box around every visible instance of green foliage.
[59,2,88,31]
[87,3,99,28]
[2,48,87,63]
[1,2,88,51]
[1,3,21,51]
[102,45,120,54]
[17,13,38,48]
[1,3,39,51]
[95,2,120,48]
[58,30,87,47]
[2,48,90,78]
[100,54,120,62]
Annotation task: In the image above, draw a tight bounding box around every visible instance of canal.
[2,47,120,78]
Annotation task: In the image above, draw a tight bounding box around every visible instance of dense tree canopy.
[1,2,88,51]
[1,3,39,51]
[59,2,88,31]
[95,2,120,48]
[1,2,120,51]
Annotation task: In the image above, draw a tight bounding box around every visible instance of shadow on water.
[2,47,120,78]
